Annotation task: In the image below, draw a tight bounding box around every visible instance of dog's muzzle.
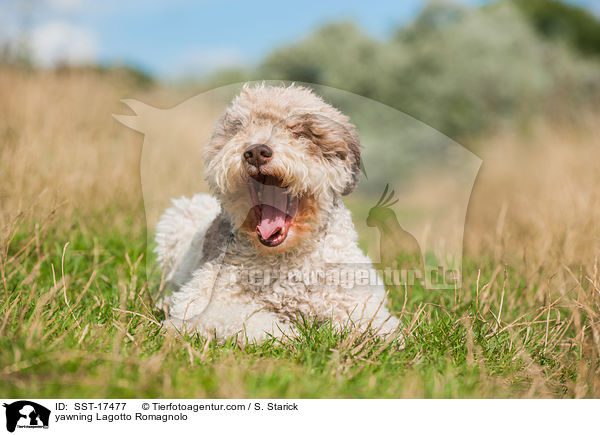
[247,174,299,247]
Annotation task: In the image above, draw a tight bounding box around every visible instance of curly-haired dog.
[155,84,400,342]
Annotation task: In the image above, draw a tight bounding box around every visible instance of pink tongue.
[257,184,288,240]
[257,205,287,240]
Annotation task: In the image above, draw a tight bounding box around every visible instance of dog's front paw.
[241,311,294,344]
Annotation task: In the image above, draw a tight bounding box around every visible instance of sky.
[1,0,598,79]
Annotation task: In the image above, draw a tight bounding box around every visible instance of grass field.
[1,67,599,398]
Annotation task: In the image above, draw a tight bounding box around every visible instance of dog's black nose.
[243,144,273,168]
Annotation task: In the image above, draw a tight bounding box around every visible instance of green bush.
[513,0,600,56]
[240,1,600,139]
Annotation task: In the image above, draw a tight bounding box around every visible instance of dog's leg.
[154,194,220,288]
[166,263,292,343]
[345,284,402,337]
[199,303,293,343]
[168,302,293,343]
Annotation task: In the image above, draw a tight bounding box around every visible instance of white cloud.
[30,21,96,67]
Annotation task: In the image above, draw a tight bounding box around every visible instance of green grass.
[0,208,597,398]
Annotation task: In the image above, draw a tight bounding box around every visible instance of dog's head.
[204,84,362,252]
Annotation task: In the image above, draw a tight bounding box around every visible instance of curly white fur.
[155,84,400,342]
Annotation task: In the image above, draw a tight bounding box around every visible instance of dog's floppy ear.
[341,136,362,195]
[287,113,362,195]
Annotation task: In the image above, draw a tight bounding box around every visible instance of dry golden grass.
[467,114,600,268]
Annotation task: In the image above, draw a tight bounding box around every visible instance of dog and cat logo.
[3,401,50,433]
[115,81,481,290]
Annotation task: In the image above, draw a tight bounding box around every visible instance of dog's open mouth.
[247,174,299,247]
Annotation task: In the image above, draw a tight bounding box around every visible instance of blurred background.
[1,0,600,267]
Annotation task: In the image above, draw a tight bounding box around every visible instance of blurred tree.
[513,0,600,56]
[259,22,384,97]
[400,0,467,41]
[256,1,599,139]
[0,0,36,67]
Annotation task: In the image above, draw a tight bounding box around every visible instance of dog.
[155,83,400,342]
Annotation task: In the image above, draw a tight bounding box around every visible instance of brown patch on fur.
[240,207,258,234]
[285,114,361,195]
[254,111,283,124]
[201,212,233,263]
[289,195,319,239]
